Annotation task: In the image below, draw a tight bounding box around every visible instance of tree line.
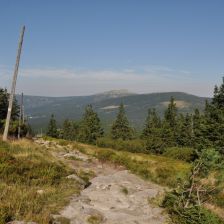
[47,78,224,154]
[0,88,30,137]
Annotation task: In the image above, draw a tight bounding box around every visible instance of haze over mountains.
[18,90,210,133]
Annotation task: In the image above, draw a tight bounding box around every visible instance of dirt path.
[35,139,168,224]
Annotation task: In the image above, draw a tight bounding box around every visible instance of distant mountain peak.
[91,89,136,102]
[96,89,136,96]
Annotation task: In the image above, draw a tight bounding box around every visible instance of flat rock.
[35,139,168,224]
[60,170,167,224]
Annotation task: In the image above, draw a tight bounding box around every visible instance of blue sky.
[0,0,224,96]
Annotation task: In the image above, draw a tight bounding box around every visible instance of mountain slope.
[19,91,210,132]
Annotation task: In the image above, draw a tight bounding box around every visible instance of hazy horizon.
[15,88,211,98]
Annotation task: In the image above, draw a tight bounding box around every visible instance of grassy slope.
[65,140,191,188]
[44,137,191,187]
[73,141,224,219]
[1,137,222,222]
[0,139,81,224]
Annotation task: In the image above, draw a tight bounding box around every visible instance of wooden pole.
[3,26,25,141]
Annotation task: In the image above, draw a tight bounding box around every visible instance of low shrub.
[96,137,146,153]
[154,166,177,184]
[162,148,224,224]
[121,186,128,195]
[111,153,131,167]
[145,136,166,154]
[57,139,71,146]
[87,214,103,224]
[95,148,190,187]
[163,147,197,162]
[163,192,224,224]
[96,150,115,163]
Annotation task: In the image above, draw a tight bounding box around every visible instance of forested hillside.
[18,91,209,132]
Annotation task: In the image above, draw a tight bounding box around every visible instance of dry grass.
[205,203,224,220]
[87,214,103,224]
[0,139,81,224]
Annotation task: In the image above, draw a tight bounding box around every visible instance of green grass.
[78,169,96,184]
[75,143,191,188]
[66,155,83,161]
[162,147,197,162]
[121,186,129,195]
[0,139,81,224]
[211,170,224,209]
[87,214,103,224]
[96,137,146,153]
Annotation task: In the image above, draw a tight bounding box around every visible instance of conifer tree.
[0,88,8,122]
[176,113,193,146]
[164,97,177,128]
[78,105,104,144]
[192,109,208,148]
[62,119,79,140]
[46,114,58,138]
[62,119,70,139]
[0,88,19,127]
[142,108,161,138]
[0,88,20,136]
[204,105,224,149]
[212,78,224,109]
[159,97,178,147]
[111,103,133,140]
[203,78,224,149]
[160,120,176,148]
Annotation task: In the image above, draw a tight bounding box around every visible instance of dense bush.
[145,136,165,154]
[163,192,224,224]
[163,147,197,162]
[96,137,146,153]
[96,138,198,163]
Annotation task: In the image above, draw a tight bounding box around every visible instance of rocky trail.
[35,139,168,224]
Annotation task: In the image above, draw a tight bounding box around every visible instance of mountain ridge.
[17,91,210,132]
[17,90,207,98]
